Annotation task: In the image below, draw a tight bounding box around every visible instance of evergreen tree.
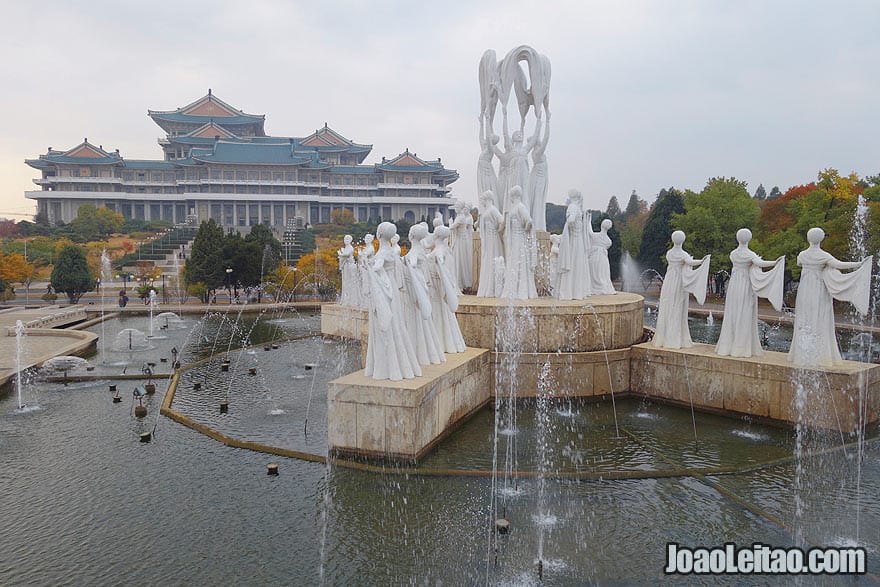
[768,186,781,200]
[50,245,93,303]
[245,224,283,274]
[754,184,767,200]
[605,196,622,222]
[637,188,685,274]
[185,219,226,289]
[623,190,644,219]
[545,203,567,233]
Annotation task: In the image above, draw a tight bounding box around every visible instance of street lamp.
[225,267,233,304]
[161,273,166,303]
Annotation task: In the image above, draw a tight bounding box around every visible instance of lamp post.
[225,267,233,304]
[23,238,29,306]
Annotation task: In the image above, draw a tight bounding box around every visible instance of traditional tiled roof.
[149,90,266,135]
[330,165,381,174]
[26,140,122,168]
[376,150,456,176]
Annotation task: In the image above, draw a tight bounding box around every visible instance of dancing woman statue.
[364,223,422,380]
[337,235,360,307]
[501,186,538,299]
[357,233,375,309]
[556,190,592,300]
[477,112,499,199]
[449,200,475,290]
[477,190,505,297]
[528,113,550,232]
[715,228,785,358]
[403,223,445,366]
[490,112,539,215]
[589,218,616,295]
[788,227,873,367]
[653,230,711,349]
[428,226,466,353]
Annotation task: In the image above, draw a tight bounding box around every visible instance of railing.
[376,183,444,190]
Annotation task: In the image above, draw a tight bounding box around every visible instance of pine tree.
[605,196,622,222]
[623,190,644,219]
[186,219,226,289]
[768,186,781,200]
[637,188,685,274]
[50,245,94,303]
[754,184,767,200]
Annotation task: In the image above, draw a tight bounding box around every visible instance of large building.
[26,91,459,230]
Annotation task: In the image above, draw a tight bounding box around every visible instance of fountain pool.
[1,309,878,584]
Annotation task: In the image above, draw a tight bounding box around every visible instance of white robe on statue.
[589,229,615,295]
[653,250,710,349]
[364,247,422,380]
[450,213,474,290]
[789,250,872,367]
[427,247,466,353]
[403,246,445,366]
[477,204,504,297]
[557,205,592,300]
[501,201,538,299]
[715,249,785,358]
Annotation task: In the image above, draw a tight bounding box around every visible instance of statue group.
[653,227,872,369]
[474,46,616,301]
[338,221,466,381]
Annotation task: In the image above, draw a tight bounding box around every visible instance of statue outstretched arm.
[828,256,870,271]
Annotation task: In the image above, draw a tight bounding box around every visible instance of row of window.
[53,168,439,186]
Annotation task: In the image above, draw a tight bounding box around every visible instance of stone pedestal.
[630,343,880,433]
[327,348,491,460]
[321,303,367,341]
[455,293,644,352]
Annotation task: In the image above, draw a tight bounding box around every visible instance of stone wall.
[327,348,491,460]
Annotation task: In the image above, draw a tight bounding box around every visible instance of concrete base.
[493,347,630,398]
[321,303,367,341]
[456,293,644,352]
[630,343,880,433]
[327,348,491,460]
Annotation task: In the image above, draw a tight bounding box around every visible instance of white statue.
[789,227,873,367]
[589,218,616,295]
[491,121,539,217]
[450,200,475,290]
[477,112,499,199]
[528,113,550,231]
[427,225,466,353]
[337,235,360,307]
[549,233,561,295]
[501,186,538,299]
[390,232,406,288]
[477,190,505,297]
[715,228,785,358]
[556,190,592,300]
[403,223,445,366]
[357,233,375,309]
[478,45,551,216]
[493,256,506,297]
[364,222,422,380]
[653,230,711,349]
[432,211,445,231]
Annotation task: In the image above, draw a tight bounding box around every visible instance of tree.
[185,219,226,289]
[0,253,36,287]
[768,186,781,200]
[671,177,760,272]
[637,188,685,274]
[50,245,94,303]
[296,247,340,299]
[545,203,567,232]
[754,184,767,200]
[244,224,282,276]
[69,204,123,241]
[623,190,645,219]
[605,196,622,222]
[330,208,356,225]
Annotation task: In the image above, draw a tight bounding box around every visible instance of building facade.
[26,91,459,230]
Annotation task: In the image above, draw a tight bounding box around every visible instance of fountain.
[14,320,27,410]
[113,328,150,352]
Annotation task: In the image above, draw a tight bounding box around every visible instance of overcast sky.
[1,0,878,220]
